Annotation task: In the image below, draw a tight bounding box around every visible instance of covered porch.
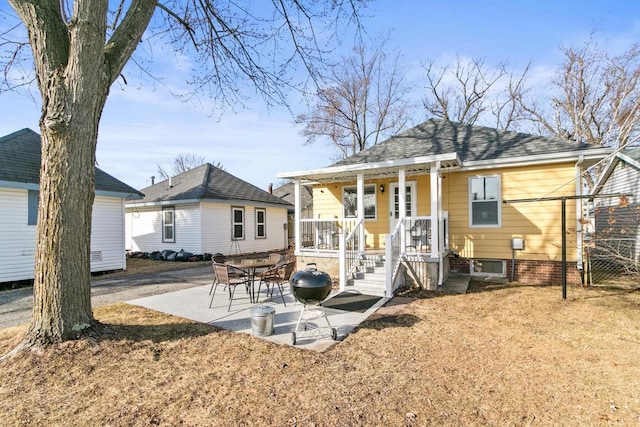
[278,154,461,297]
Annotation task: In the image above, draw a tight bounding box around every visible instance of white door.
[388,182,417,233]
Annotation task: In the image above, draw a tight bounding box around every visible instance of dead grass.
[1,282,640,426]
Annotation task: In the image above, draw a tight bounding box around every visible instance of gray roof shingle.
[331,119,600,167]
[133,163,292,207]
[0,128,142,196]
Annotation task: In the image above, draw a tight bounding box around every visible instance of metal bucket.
[250,305,275,336]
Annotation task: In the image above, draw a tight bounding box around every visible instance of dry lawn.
[1,281,639,426]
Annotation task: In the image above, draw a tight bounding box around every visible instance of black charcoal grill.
[289,264,338,345]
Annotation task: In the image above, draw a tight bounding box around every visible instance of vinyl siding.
[444,163,579,261]
[310,162,580,262]
[126,202,288,256]
[91,196,126,272]
[201,202,287,256]
[126,203,202,253]
[1,189,127,283]
[0,188,37,282]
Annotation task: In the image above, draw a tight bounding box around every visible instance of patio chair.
[257,261,295,306]
[210,262,251,311]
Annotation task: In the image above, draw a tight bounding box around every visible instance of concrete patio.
[128,281,388,352]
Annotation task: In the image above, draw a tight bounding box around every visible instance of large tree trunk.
[25,119,101,346]
[2,0,156,355]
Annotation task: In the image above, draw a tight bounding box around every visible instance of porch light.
[379,184,384,193]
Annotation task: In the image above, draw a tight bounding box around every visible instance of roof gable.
[0,128,142,196]
[133,163,291,207]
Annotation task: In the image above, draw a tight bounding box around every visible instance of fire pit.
[289,264,338,345]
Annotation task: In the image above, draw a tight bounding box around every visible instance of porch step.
[346,255,387,297]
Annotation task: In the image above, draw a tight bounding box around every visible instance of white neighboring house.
[125,163,292,256]
[0,128,143,284]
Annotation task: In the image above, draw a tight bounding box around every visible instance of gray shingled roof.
[331,119,600,167]
[0,128,143,196]
[272,182,313,211]
[132,163,292,207]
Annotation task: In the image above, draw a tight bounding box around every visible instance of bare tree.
[295,36,412,158]
[421,56,529,130]
[156,153,225,180]
[1,0,364,355]
[518,39,640,148]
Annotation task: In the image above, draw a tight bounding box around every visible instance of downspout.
[575,155,584,272]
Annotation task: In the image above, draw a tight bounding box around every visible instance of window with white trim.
[162,207,175,242]
[232,207,244,240]
[469,175,501,227]
[343,184,376,219]
[255,208,266,238]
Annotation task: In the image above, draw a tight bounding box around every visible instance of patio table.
[229,259,277,304]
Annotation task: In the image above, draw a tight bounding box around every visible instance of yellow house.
[278,120,611,297]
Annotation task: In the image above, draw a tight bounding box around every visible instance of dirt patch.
[99,257,212,278]
[1,281,640,425]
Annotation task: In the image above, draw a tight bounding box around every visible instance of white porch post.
[430,162,440,259]
[357,173,365,252]
[385,234,394,297]
[339,233,346,291]
[430,161,445,288]
[398,168,406,251]
[294,179,301,254]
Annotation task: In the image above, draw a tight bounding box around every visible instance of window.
[471,259,506,277]
[255,208,266,238]
[28,190,39,225]
[232,207,244,240]
[469,175,501,227]
[343,184,376,219]
[162,207,175,242]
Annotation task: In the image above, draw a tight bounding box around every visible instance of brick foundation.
[449,257,582,286]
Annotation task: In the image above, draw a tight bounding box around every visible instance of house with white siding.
[125,163,292,257]
[0,128,143,284]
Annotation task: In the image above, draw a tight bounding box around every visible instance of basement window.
[471,259,506,277]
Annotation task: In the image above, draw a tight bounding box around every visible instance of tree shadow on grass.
[92,303,223,344]
[357,313,422,330]
[96,321,223,344]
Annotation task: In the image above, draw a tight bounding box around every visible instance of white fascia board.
[0,180,39,191]
[1,180,140,199]
[125,198,201,208]
[617,152,640,170]
[459,149,612,172]
[277,152,460,180]
[95,190,142,199]
[126,198,289,210]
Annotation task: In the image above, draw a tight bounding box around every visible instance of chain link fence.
[584,194,639,287]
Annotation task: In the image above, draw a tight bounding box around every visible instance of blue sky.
[0,1,638,192]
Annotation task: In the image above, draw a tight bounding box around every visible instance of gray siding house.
[591,149,640,270]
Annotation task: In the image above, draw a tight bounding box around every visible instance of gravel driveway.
[0,265,212,329]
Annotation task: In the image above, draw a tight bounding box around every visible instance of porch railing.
[299,218,357,252]
[343,218,364,279]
